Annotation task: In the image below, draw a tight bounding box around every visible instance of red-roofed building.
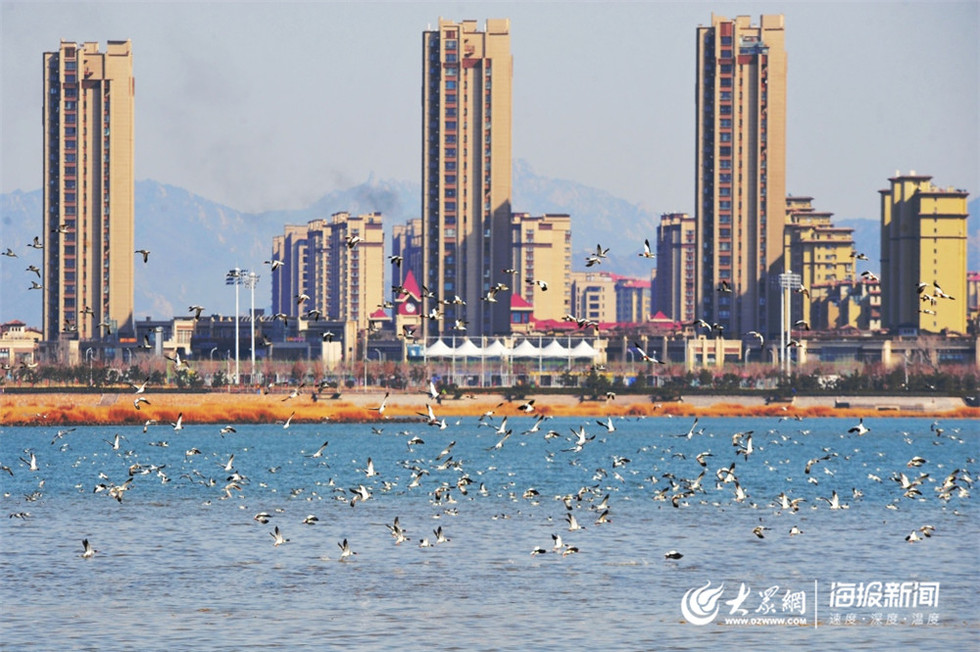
[394,269,422,339]
[509,293,534,333]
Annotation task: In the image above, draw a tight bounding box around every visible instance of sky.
[1,1,977,222]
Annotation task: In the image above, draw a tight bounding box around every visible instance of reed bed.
[1,391,975,426]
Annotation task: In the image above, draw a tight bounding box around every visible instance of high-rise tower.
[695,15,787,339]
[42,40,135,342]
[422,18,513,337]
[880,173,969,334]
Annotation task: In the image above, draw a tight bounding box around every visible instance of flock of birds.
[3,381,974,563]
[4,226,956,359]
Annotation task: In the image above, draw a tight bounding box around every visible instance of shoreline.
[1,390,975,426]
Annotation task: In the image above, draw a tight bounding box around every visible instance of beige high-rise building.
[310,212,384,331]
[422,18,513,337]
[880,173,969,334]
[571,272,617,325]
[272,213,384,332]
[510,213,571,323]
[783,196,855,329]
[695,14,787,339]
[271,224,310,318]
[655,212,697,324]
[391,218,423,293]
[42,40,135,342]
[614,275,652,324]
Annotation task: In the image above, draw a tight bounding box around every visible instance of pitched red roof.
[510,293,533,309]
[400,269,421,301]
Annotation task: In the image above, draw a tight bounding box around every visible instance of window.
[720,91,732,101]
[444,148,456,158]
[721,49,732,58]
[720,105,732,115]
[445,175,456,184]
[720,146,731,156]
[720,77,732,87]
[445,40,457,49]
[720,228,731,238]
[446,80,456,90]
[720,132,731,142]
[445,108,456,117]
[445,134,457,144]
[720,118,732,128]
[719,242,731,251]
[719,187,731,197]
[445,65,458,76]
[446,53,457,63]
[445,121,457,131]
[445,202,456,211]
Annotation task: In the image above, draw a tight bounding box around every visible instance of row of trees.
[4,358,976,398]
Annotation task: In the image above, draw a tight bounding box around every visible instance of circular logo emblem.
[404,302,416,313]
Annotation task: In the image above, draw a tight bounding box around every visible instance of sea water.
[1,415,977,650]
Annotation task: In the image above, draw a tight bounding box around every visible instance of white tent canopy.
[423,338,599,359]
[510,340,541,358]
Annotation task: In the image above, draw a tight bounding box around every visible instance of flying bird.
[264,259,284,271]
[135,249,150,263]
[81,538,98,558]
[638,239,656,259]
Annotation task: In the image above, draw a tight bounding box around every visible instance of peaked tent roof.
[482,339,509,358]
[570,340,599,358]
[425,339,454,358]
[454,339,483,357]
[540,340,569,357]
[510,339,540,358]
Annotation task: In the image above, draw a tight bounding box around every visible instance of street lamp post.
[226,268,258,386]
[778,272,801,376]
[244,271,260,385]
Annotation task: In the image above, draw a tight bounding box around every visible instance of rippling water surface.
[1,415,977,650]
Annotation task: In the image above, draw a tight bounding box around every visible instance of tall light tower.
[244,271,260,384]
[778,271,801,376]
[226,268,243,385]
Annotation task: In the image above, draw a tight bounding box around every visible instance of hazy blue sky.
[2,1,977,221]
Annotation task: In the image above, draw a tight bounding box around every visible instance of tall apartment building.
[272,213,384,332]
[880,173,969,334]
[695,14,787,339]
[570,272,617,325]
[510,213,571,323]
[614,275,652,324]
[391,218,423,294]
[783,196,855,329]
[655,212,697,324]
[422,18,513,337]
[270,224,310,318]
[42,40,135,342]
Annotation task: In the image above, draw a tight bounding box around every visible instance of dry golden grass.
[1,390,976,426]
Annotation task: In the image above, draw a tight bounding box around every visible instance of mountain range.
[2,161,976,328]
